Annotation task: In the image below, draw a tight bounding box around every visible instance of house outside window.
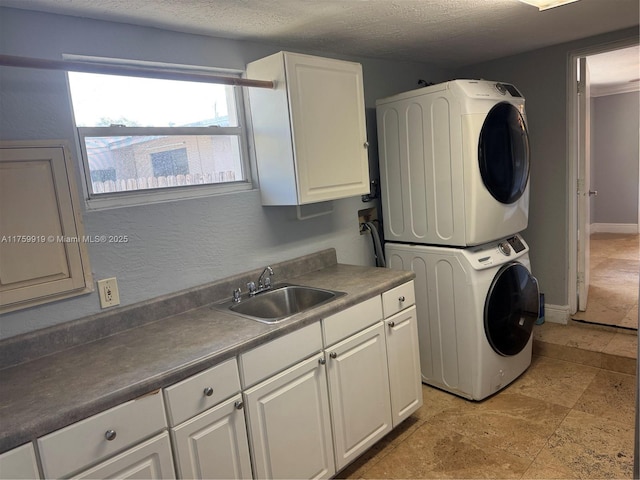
[67,59,251,208]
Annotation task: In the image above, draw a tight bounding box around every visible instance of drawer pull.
[234,400,244,410]
[399,296,405,302]
[388,321,396,328]
[329,352,337,359]
[203,387,214,397]
[104,429,117,441]
[318,357,326,365]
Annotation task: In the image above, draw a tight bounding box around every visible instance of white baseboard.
[543,304,570,325]
[591,223,638,234]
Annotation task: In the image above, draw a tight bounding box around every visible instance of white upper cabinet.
[247,52,370,205]
[0,142,92,312]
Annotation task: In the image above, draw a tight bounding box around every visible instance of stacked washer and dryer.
[376,80,539,401]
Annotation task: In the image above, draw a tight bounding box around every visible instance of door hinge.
[577,80,584,95]
[577,178,584,194]
[577,271,585,285]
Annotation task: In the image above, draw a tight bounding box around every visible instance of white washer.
[385,234,539,400]
[377,79,530,247]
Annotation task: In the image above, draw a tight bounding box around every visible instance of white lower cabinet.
[37,390,171,479]
[385,305,423,427]
[73,432,174,479]
[0,442,40,479]
[18,282,421,480]
[170,394,252,480]
[164,358,251,480]
[325,322,392,471]
[243,354,335,480]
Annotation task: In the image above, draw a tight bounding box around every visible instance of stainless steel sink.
[213,284,345,323]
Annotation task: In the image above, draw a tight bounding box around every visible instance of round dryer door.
[478,102,530,204]
[484,261,539,356]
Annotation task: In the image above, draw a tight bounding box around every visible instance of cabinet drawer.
[239,322,322,388]
[38,391,166,479]
[382,281,415,318]
[164,358,240,426]
[73,432,175,479]
[322,295,383,346]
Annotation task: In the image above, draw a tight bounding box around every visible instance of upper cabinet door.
[247,52,370,206]
[0,142,92,312]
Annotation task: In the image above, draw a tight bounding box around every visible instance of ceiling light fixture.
[517,0,580,11]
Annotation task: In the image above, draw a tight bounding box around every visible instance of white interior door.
[577,57,592,311]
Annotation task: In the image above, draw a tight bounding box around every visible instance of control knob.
[498,242,511,256]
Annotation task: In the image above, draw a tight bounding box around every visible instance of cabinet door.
[385,306,423,427]
[285,53,370,204]
[326,322,392,471]
[171,394,252,480]
[244,354,335,479]
[72,432,175,479]
[0,143,92,312]
[0,443,40,480]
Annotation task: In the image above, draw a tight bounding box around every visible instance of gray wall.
[454,26,639,309]
[591,91,639,224]
[0,8,452,339]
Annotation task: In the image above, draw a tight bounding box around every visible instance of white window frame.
[64,55,254,210]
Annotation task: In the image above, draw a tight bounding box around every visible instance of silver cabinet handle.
[364,141,370,149]
[388,321,396,328]
[318,357,326,365]
[589,190,598,196]
[203,387,214,397]
[234,400,244,410]
[399,296,405,302]
[105,430,117,441]
[329,352,337,359]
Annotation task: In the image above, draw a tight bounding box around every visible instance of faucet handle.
[247,281,256,295]
[232,288,242,303]
[264,277,272,288]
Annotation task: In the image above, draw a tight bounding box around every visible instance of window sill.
[85,181,255,211]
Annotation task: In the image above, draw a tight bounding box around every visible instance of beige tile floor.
[338,354,637,480]
[533,321,637,375]
[572,233,639,330]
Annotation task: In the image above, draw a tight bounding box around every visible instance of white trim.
[591,82,640,97]
[590,223,639,234]
[544,304,571,325]
[567,36,639,316]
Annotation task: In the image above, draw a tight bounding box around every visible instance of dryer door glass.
[478,102,530,204]
[484,262,539,356]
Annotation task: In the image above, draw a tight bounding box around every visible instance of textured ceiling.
[1,0,638,84]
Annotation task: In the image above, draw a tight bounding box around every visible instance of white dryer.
[385,234,539,400]
[377,79,530,247]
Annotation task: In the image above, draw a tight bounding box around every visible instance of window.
[67,61,251,207]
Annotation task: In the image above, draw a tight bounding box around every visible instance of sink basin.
[213,284,345,323]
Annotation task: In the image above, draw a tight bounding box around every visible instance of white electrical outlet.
[97,277,120,308]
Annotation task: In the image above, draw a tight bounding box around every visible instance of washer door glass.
[478,102,530,204]
[484,262,539,356]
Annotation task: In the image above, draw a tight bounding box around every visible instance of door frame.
[567,36,639,314]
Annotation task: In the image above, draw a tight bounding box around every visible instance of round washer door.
[478,102,530,204]
[484,261,539,356]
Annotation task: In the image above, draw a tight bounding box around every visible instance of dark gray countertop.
[0,252,413,453]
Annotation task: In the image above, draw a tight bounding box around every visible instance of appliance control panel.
[454,79,523,100]
[464,233,529,270]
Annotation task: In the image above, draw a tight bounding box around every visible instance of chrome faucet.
[258,266,274,289]
[248,266,274,296]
